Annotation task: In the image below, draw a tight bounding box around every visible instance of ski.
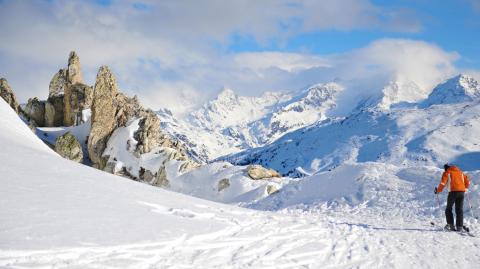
[430,222,475,237]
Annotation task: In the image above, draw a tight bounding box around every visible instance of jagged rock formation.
[49,69,67,97]
[67,51,83,84]
[0,78,21,113]
[247,164,281,180]
[64,52,93,126]
[24,97,45,127]
[134,111,162,155]
[44,69,68,127]
[114,93,146,128]
[88,66,118,169]
[54,132,83,163]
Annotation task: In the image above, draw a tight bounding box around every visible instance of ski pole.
[431,191,442,226]
[466,192,477,220]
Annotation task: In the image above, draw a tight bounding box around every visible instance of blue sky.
[225,0,480,69]
[0,0,479,114]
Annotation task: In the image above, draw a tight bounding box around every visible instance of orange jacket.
[437,166,470,193]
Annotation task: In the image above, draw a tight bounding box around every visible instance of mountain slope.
[158,83,343,161]
[421,74,480,107]
[225,75,480,177]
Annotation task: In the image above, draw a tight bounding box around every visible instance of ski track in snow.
[2,208,480,269]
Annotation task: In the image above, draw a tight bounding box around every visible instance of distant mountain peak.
[421,74,480,107]
[216,88,237,101]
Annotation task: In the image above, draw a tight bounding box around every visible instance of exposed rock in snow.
[133,111,162,155]
[217,178,230,192]
[247,164,281,179]
[66,51,83,85]
[48,68,67,98]
[63,52,93,126]
[88,66,118,169]
[44,94,64,127]
[114,93,146,128]
[102,117,198,186]
[24,97,46,127]
[64,83,93,126]
[54,131,83,163]
[0,78,21,114]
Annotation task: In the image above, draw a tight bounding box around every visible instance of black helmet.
[443,163,450,171]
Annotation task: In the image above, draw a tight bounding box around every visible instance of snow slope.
[2,95,480,268]
[158,83,342,162]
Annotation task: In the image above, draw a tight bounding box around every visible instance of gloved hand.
[434,187,438,194]
[465,188,468,193]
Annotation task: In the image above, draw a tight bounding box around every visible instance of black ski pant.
[445,191,464,228]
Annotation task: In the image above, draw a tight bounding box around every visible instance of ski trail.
[1,210,479,268]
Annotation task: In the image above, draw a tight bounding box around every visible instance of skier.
[435,164,470,232]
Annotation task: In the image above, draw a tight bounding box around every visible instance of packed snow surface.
[2,94,480,268]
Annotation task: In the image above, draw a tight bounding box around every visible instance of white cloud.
[0,0,473,116]
[234,52,329,73]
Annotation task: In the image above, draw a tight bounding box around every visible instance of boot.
[444,224,456,231]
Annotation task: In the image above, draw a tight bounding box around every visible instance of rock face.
[134,111,162,155]
[88,66,118,169]
[67,51,83,85]
[0,78,20,113]
[24,97,45,126]
[55,132,83,163]
[45,95,64,127]
[45,69,67,127]
[63,52,93,126]
[247,164,281,180]
[114,93,146,128]
[49,69,67,97]
[64,83,93,126]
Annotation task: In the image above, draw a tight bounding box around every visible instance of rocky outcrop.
[49,69,67,98]
[88,66,118,169]
[63,52,93,126]
[45,95,64,127]
[54,132,83,163]
[24,97,45,126]
[0,78,21,113]
[67,51,83,85]
[45,69,67,127]
[152,166,169,187]
[218,178,230,192]
[134,111,162,155]
[247,164,281,180]
[114,93,146,128]
[64,83,93,126]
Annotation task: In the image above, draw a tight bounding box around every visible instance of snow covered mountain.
[421,74,480,107]
[224,75,480,177]
[158,82,343,162]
